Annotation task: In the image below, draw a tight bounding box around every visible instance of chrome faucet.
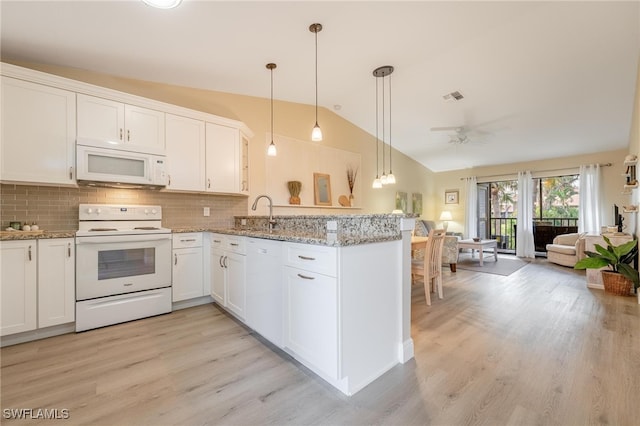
[251,195,276,231]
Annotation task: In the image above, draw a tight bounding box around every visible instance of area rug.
[456,256,530,276]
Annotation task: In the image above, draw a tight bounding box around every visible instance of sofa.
[546,232,586,267]
[414,220,461,272]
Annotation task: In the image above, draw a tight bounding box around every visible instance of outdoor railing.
[487,217,579,253]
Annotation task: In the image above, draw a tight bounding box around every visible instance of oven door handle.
[75,234,171,244]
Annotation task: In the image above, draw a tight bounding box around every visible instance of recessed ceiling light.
[142,0,182,9]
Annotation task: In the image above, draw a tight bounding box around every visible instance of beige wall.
[433,149,628,236]
[8,61,434,217]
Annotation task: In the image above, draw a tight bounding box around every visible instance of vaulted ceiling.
[2,1,639,172]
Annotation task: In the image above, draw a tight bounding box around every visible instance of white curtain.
[516,171,536,258]
[464,176,478,239]
[578,164,602,234]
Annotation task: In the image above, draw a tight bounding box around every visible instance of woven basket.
[601,271,633,296]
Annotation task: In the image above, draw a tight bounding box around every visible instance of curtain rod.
[459,163,612,181]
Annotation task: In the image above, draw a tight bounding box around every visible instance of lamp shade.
[439,211,453,221]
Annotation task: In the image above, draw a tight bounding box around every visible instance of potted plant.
[574,235,639,296]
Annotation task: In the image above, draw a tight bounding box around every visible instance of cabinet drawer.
[172,233,202,248]
[224,235,246,254]
[283,242,337,277]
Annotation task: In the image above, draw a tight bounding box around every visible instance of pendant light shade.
[309,23,323,142]
[266,63,277,157]
[373,65,396,185]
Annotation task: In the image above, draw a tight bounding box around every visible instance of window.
[481,174,579,252]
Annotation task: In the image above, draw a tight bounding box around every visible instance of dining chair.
[411,228,446,305]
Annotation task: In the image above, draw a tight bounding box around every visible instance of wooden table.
[411,236,428,251]
[457,239,498,266]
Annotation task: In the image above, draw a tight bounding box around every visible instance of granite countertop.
[0,230,76,241]
[171,227,400,247]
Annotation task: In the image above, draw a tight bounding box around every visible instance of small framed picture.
[445,190,459,204]
[313,173,332,206]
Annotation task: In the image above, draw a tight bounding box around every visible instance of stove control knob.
[151,209,157,215]
[144,209,150,215]
[86,208,93,214]
[96,208,102,215]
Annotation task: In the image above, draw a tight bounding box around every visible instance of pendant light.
[309,23,323,142]
[373,65,395,185]
[372,75,382,189]
[386,68,396,184]
[266,63,277,157]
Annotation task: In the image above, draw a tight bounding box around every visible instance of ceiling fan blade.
[430,126,465,132]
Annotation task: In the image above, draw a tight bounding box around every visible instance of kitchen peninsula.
[172,213,416,395]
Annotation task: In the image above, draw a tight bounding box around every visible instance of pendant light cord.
[388,72,392,173]
[270,67,274,141]
[375,75,379,177]
[381,70,385,175]
[314,28,319,124]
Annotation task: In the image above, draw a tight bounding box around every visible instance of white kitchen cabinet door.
[1,77,76,185]
[172,247,204,302]
[210,247,226,305]
[38,238,75,328]
[205,122,240,194]
[0,240,37,336]
[77,94,165,155]
[225,252,246,320]
[165,114,206,191]
[246,238,283,346]
[284,266,338,380]
[124,104,165,154]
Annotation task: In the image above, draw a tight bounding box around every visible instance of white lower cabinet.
[284,265,338,380]
[246,238,283,347]
[1,240,37,336]
[1,238,75,337]
[172,233,204,302]
[210,233,246,320]
[38,238,75,328]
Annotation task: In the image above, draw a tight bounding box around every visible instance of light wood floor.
[2,257,639,425]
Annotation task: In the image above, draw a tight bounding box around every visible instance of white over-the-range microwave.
[76,145,168,188]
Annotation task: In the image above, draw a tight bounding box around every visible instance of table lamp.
[439,211,453,232]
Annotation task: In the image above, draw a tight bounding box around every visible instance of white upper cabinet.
[1,77,76,185]
[165,114,206,191]
[77,94,165,155]
[205,123,240,194]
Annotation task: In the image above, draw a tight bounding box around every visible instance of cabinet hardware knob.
[208,179,211,188]
[127,129,130,141]
[219,256,224,268]
[119,128,123,140]
[297,273,315,280]
[223,256,228,268]
[68,243,71,258]
[168,175,171,186]
[69,167,73,180]
[28,245,32,261]
[298,255,316,261]
[230,243,239,246]
[181,239,196,242]
[174,253,177,265]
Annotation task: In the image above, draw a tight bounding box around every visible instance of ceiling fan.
[430,126,473,144]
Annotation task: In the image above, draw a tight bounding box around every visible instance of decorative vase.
[287,181,302,205]
[349,193,354,206]
[601,270,633,296]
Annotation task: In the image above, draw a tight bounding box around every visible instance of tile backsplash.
[0,184,247,231]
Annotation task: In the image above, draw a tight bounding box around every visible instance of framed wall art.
[445,189,459,204]
[314,173,332,206]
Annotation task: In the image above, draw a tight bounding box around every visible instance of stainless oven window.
[98,247,155,280]
[88,154,146,177]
